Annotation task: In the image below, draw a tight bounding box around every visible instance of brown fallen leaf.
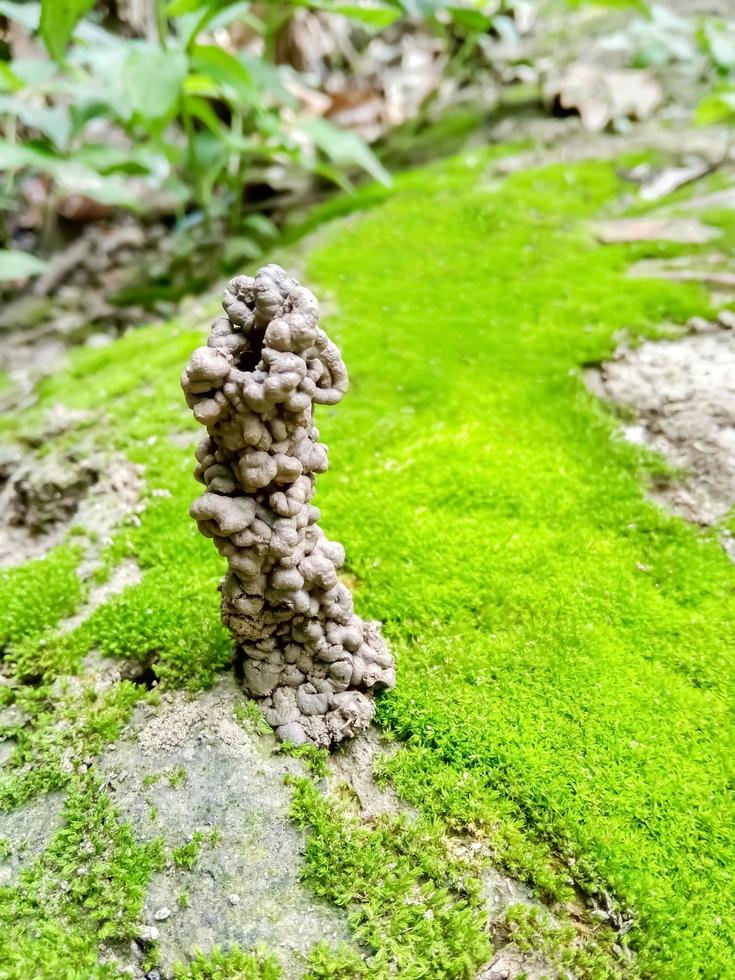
[58,195,114,223]
[594,217,720,245]
[543,63,662,132]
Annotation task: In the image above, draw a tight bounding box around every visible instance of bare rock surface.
[627,256,735,292]
[0,792,65,887]
[589,325,735,527]
[182,264,395,746]
[99,676,350,977]
[593,216,719,244]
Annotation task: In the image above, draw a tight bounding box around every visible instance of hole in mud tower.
[121,656,160,690]
[235,322,266,373]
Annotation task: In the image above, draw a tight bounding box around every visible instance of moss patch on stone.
[0,150,733,976]
[0,774,164,978]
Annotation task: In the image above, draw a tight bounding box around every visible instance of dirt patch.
[477,947,569,980]
[0,447,98,564]
[588,322,735,529]
[327,726,406,820]
[0,444,145,569]
[58,560,142,635]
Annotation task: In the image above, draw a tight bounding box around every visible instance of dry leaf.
[543,63,662,132]
[594,217,720,245]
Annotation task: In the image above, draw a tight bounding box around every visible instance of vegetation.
[1,143,734,975]
[173,945,282,980]
[0,774,165,977]
[0,0,517,283]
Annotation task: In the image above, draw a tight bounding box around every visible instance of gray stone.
[99,677,350,978]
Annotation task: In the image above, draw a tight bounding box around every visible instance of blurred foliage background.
[0,0,734,314]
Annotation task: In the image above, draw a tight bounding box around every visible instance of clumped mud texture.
[181,264,395,746]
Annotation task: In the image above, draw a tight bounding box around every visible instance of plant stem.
[181,97,211,234]
[155,0,168,49]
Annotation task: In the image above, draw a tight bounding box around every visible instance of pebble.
[153,907,171,921]
[228,893,240,906]
[137,925,159,943]
[687,315,715,334]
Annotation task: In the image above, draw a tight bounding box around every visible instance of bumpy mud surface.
[182,264,395,746]
[589,322,735,530]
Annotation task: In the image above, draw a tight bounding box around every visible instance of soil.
[588,320,735,533]
[0,441,145,570]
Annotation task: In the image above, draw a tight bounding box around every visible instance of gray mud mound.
[100,676,350,977]
[589,326,735,528]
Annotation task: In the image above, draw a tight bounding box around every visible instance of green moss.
[0,545,84,653]
[277,742,330,780]
[0,680,144,810]
[173,945,282,979]
[169,765,187,789]
[289,775,492,978]
[502,904,621,979]
[234,699,272,735]
[303,942,368,979]
[1,149,734,976]
[298,156,734,978]
[171,830,206,870]
[0,774,164,977]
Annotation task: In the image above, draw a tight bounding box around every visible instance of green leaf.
[203,1,258,33]
[0,249,47,281]
[8,58,57,87]
[696,90,735,126]
[0,139,61,173]
[166,0,206,13]
[700,22,735,73]
[240,53,298,107]
[40,0,96,62]
[0,1,41,31]
[446,5,493,31]
[241,213,278,238]
[183,93,226,135]
[0,62,24,94]
[296,116,391,186]
[0,95,71,149]
[72,143,164,176]
[123,46,187,121]
[190,44,256,103]
[310,1,401,27]
[223,235,262,264]
[55,163,143,209]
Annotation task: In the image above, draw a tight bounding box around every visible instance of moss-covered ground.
[1,149,734,978]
